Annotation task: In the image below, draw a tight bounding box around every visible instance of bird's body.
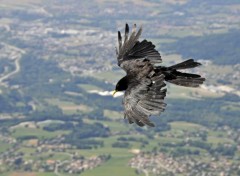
[114,24,205,127]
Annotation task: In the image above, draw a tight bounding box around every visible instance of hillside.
[162,30,240,65]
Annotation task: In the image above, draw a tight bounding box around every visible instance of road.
[0,57,21,84]
[54,153,73,176]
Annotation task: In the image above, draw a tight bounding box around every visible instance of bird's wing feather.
[117,24,162,72]
[123,74,167,127]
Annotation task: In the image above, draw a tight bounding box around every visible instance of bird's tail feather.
[166,73,205,87]
[156,59,205,87]
[168,59,201,70]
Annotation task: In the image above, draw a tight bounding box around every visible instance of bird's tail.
[155,59,205,87]
[168,59,201,70]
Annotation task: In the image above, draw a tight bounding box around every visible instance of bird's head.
[113,76,129,96]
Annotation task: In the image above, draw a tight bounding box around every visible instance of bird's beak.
[112,90,117,96]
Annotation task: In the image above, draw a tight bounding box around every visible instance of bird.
[113,23,205,127]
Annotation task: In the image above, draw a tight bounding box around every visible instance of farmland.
[0,0,239,175]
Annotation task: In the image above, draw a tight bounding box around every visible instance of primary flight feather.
[114,24,205,127]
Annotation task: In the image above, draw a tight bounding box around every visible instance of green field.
[78,84,103,91]
[45,98,93,114]
[88,70,125,83]
[0,0,239,175]
[0,141,12,153]
[2,172,57,176]
[103,109,122,120]
[0,0,43,10]
[11,126,69,139]
[2,118,238,176]
[81,156,143,176]
[170,121,205,131]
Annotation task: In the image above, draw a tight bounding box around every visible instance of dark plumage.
[114,24,205,127]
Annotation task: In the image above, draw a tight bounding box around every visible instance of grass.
[5,172,57,176]
[45,98,92,114]
[155,136,182,147]
[64,91,83,97]
[142,139,162,151]
[207,136,233,146]
[104,121,131,131]
[166,83,217,100]
[78,84,103,91]
[103,109,122,119]
[0,141,12,153]
[68,132,154,158]
[45,98,77,107]
[5,172,37,176]
[202,64,239,87]
[169,28,204,38]
[88,70,125,83]
[208,130,228,138]
[23,151,71,162]
[0,18,13,25]
[170,121,204,131]
[167,84,194,99]
[77,136,134,157]
[37,173,57,176]
[50,152,72,161]
[18,147,36,154]
[0,0,43,6]
[0,0,42,10]
[148,38,177,46]
[81,156,143,176]
[11,127,69,139]
[83,118,131,131]
[37,120,64,128]
[221,102,240,111]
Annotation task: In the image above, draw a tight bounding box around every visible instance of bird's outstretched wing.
[123,74,167,127]
[116,24,162,72]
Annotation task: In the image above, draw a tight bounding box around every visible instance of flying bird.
[113,24,205,127]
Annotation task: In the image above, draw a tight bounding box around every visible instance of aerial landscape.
[0,0,240,176]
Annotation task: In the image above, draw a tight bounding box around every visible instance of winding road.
[0,57,21,83]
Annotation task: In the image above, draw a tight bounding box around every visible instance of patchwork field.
[0,0,239,175]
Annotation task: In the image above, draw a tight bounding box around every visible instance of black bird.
[113,24,205,127]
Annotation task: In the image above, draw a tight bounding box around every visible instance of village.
[129,152,240,176]
[0,133,111,174]
[0,123,240,175]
